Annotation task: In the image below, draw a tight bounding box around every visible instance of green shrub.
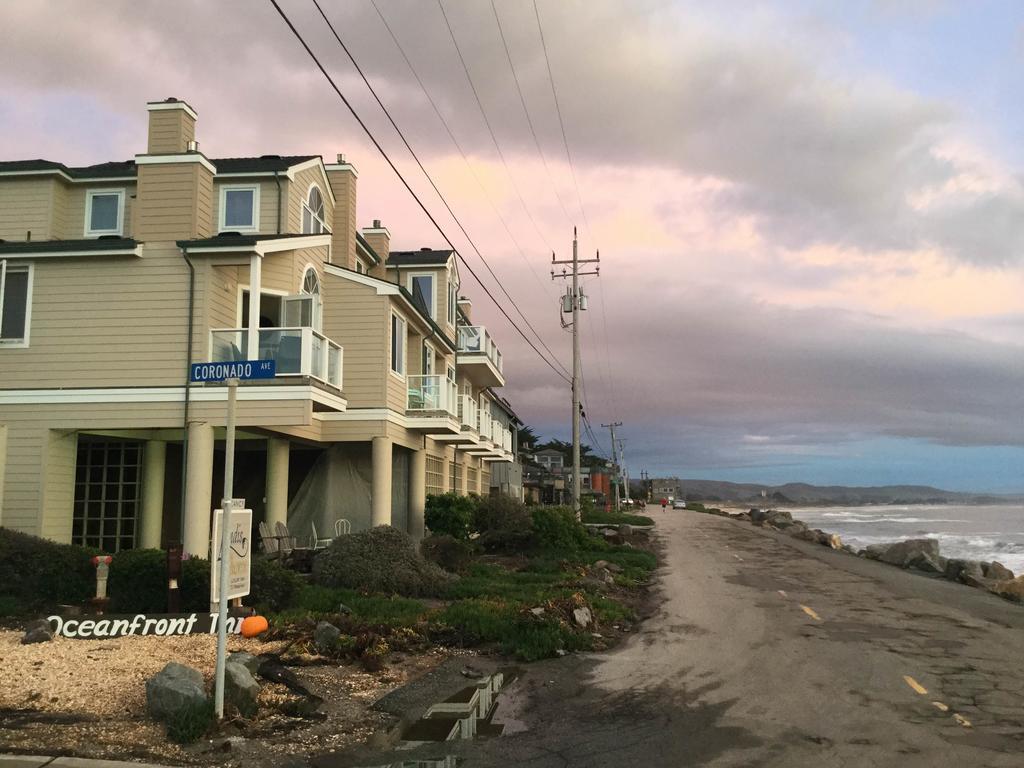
[180,556,212,612]
[250,556,304,612]
[166,698,215,744]
[425,492,476,539]
[473,495,532,534]
[290,584,428,627]
[0,528,98,614]
[531,506,591,551]
[109,548,168,613]
[312,525,454,597]
[421,534,475,573]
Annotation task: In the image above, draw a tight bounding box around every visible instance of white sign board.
[210,508,252,602]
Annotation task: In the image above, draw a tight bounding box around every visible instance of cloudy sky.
[4,0,1024,491]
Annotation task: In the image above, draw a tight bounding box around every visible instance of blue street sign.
[190,360,276,383]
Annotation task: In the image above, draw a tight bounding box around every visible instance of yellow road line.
[953,713,972,728]
[931,701,949,712]
[800,604,822,621]
[903,675,928,696]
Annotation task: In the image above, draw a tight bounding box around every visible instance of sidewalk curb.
[1,756,171,768]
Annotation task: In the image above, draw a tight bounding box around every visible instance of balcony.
[458,325,505,388]
[210,327,342,389]
[458,394,479,435]
[406,374,458,415]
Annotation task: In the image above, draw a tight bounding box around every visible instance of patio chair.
[310,521,333,550]
[334,518,352,536]
[274,521,300,557]
[258,521,281,559]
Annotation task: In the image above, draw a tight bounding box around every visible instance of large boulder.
[224,661,260,718]
[785,521,810,537]
[765,510,794,528]
[944,559,984,583]
[875,539,941,568]
[227,651,261,676]
[908,551,946,574]
[21,619,53,645]
[314,620,341,654]
[791,528,820,543]
[863,544,888,561]
[573,607,593,628]
[146,662,207,722]
[983,562,1015,581]
[993,576,1024,602]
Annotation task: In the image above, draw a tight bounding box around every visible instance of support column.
[409,449,426,541]
[265,436,290,529]
[460,454,470,496]
[183,422,214,557]
[441,452,451,493]
[247,253,262,360]
[371,437,392,527]
[139,440,166,549]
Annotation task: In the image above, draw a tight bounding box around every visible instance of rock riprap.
[224,660,260,717]
[146,662,207,722]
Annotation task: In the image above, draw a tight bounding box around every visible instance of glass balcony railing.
[457,325,503,373]
[209,327,342,389]
[407,375,458,415]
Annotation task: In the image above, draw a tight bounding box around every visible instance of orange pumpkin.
[240,615,269,638]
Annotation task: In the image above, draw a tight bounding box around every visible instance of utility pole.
[602,422,623,511]
[553,228,599,520]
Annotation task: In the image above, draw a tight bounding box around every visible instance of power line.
[532,0,592,239]
[436,0,554,253]
[312,0,570,381]
[489,0,574,227]
[368,0,558,307]
[268,0,570,384]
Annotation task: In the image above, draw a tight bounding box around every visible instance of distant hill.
[633,479,1022,506]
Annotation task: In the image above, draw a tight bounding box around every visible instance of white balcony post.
[301,328,313,376]
[247,254,261,360]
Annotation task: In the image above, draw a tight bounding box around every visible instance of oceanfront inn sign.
[47,612,246,640]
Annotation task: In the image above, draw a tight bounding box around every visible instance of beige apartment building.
[0,97,518,556]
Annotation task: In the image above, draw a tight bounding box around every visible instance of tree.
[517,425,539,450]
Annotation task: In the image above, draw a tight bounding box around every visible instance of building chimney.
[362,220,390,279]
[136,98,214,241]
[146,97,198,154]
[325,156,358,269]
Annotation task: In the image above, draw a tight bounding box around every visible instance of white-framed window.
[447,281,457,326]
[219,184,260,232]
[391,312,407,375]
[409,272,436,319]
[84,189,125,237]
[0,261,32,346]
[302,183,327,234]
[282,266,323,330]
[422,342,435,375]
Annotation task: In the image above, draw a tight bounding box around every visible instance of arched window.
[302,184,326,234]
[302,266,320,296]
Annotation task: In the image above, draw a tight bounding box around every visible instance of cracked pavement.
[319,508,1024,767]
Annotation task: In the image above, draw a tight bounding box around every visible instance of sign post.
[213,377,238,720]
[189,358,274,721]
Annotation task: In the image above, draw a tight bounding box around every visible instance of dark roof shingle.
[0,155,320,179]
[387,248,454,266]
[0,238,137,254]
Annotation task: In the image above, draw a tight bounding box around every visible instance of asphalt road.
[329,508,1024,767]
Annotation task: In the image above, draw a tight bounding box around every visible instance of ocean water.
[783,504,1024,575]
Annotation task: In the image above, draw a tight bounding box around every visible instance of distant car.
[672,499,687,510]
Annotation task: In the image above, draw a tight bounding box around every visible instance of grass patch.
[443,563,571,603]
[582,512,655,527]
[434,598,593,661]
[271,584,429,628]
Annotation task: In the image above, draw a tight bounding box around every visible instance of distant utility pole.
[602,422,623,511]
[619,439,629,502]
[553,227,600,520]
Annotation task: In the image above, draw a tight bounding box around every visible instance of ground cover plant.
[279,497,658,664]
[582,510,655,526]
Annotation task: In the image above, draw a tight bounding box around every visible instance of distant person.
[661,498,668,510]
